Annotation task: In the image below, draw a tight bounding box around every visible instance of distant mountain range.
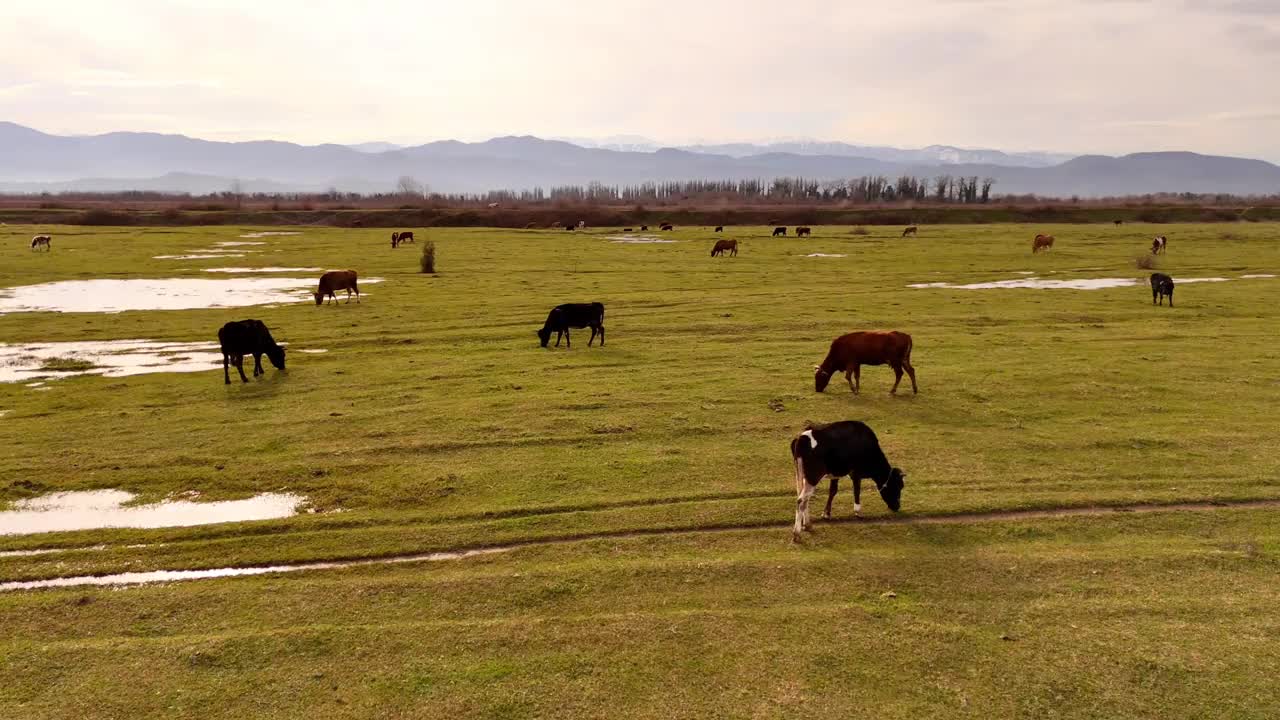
[2,122,1278,198]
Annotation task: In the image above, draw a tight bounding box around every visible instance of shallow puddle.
[806,253,846,258]
[0,339,225,383]
[607,235,678,244]
[203,267,323,273]
[1241,274,1275,279]
[0,277,379,313]
[909,276,1242,290]
[239,231,301,238]
[0,547,507,592]
[154,253,246,260]
[216,241,268,246]
[0,490,304,536]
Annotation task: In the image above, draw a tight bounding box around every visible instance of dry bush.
[419,241,436,273]
[1135,254,1156,269]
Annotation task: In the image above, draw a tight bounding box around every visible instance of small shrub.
[1135,254,1156,270]
[419,241,436,273]
[41,357,97,372]
[850,226,870,236]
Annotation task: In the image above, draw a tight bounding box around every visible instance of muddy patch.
[0,277,381,313]
[0,490,305,536]
[0,340,226,383]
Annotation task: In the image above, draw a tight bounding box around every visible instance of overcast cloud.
[2,0,1278,160]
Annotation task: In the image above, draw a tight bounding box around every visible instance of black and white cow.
[537,302,605,348]
[217,319,286,384]
[789,420,905,541]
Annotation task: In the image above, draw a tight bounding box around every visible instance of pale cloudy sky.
[3,0,1278,159]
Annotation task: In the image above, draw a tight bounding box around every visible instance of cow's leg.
[354,286,360,303]
[792,457,809,542]
[564,329,571,348]
[1153,288,1157,305]
[235,356,249,383]
[824,477,839,519]
[345,289,352,304]
[845,369,855,393]
[905,360,918,394]
[554,330,562,347]
[253,353,263,376]
[1168,292,1173,308]
[852,365,861,394]
[223,354,231,385]
[588,327,597,347]
[853,478,863,515]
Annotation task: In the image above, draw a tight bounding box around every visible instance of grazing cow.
[1151,236,1168,255]
[1032,234,1055,253]
[772,226,787,237]
[640,225,649,231]
[30,235,51,251]
[790,420,905,541]
[815,330,918,395]
[217,320,286,385]
[796,226,812,237]
[902,226,918,238]
[578,220,586,229]
[1114,219,1123,226]
[314,270,360,305]
[537,302,605,348]
[392,231,415,245]
[564,224,576,231]
[1151,273,1174,306]
[660,223,674,231]
[714,226,724,233]
[711,239,739,257]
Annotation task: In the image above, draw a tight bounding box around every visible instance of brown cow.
[392,231,415,245]
[1032,234,1055,253]
[314,270,360,305]
[814,331,917,395]
[796,226,812,237]
[711,239,738,257]
[902,226,918,238]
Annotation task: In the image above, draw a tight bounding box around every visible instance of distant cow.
[640,225,649,231]
[578,220,587,229]
[488,202,500,209]
[1114,219,1123,226]
[772,226,787,237]
[1151,236,1168,254]
[314,270,360,305]
[1032,234,1055,253]
[391,231,415,246]
[815,330,917,395]
[790,420,905,541]
[537,302,605,348]
[796,227,812,237]
[564,224,576,231]
[217,320,286,385]
[711,239,738,257]
[902,226,918,238]
[1151,273,1174,307]
[714,226,724,233]
[30,235,51,251]
[660,223,674,231]
[623,228,633,232]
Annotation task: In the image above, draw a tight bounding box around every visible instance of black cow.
[218,320,286,385]
[564,224,576,231]
[1151,273,1174,307]
[772,226,787,237]
[714,226,724,233]
[537,302,605,348]
[790,420,905,541]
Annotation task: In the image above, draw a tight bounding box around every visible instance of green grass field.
[2,222,1278,718]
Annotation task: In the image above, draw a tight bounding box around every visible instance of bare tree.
[396,176,424,198]
[229,179,244,210]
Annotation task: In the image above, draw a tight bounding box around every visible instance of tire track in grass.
[4,498,1278,592]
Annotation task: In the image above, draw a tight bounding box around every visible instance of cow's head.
[313,292,325,306]
[266,344,286,370]
[814,365,833,393]
[876,468,905,512]
[537,327,552,348]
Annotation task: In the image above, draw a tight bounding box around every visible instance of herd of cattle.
[22,222,1192,540]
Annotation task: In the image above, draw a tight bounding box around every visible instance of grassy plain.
[1,222,1278,718]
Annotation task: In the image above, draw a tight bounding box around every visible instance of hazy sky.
[3,0,1279,159]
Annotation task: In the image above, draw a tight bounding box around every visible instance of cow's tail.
[905,334,913,364]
